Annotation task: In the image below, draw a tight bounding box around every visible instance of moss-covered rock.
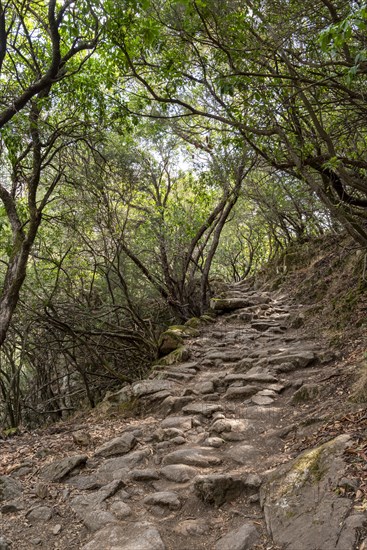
[260,435,361,550]
[155,346,191,366]
[184,317,202,328]
[158,325,198,356]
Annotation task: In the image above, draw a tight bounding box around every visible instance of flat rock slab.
[162,448,222,468]
[94,432,136,457]
[182,402,222,416]
[39,454,87,482]
[0,476,22,501]
[224,373,256,383]
[260,434,364,550]
[71,481,124,516]
[65,475,104,491]
[81,522,166,550]
[267,351,315,368]
[98,449,150,477]
[211,418,250,434]
[160,464,198,482]
[158,371,194,381]
[160,414,193,429]
[225,444,258,465]
[225,385,260,399]
[214,522,259,550]
[251,395,274,405]
[143,491,181,510]
[251,321,283,332]
[174,519,210,536]
[132,380,174,397]
[243,372,278,383]
[25,505,53,523]
[204,350,244,362]
[130,469,160,481]
[83,509,117,532]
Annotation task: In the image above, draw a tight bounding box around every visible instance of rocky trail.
[1,282,366,549]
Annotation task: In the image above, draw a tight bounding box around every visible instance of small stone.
[52,524,62,535]
[212,412,226,420]
[338,477,359,491]
[224,386,259,399]
[34,483,49,499]
[182,402,223,416]
[214,522,259,550]
[160,464,198,482]
[130,469,160,481]
[225,444,257,464]
[1,502,22,514]
[83,509,117,532]
[174,519,210,536]
[245,473,262,488]
[161,416,192,430]
[196,381,215,394]
[162,448,222,468]
[0,476,22,501]
[66,475,104,491]
[72,430,92,447]
[109,501,132,518]
[26,505,53,523]
[160,395,195,414]
[251,395,274,405]
[143,491,181,511]
[210,419,233,433]
[258,389,277,397]
[161,428,185,439]
[204,437,224,448]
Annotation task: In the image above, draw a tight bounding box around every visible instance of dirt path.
[1,283,365,549]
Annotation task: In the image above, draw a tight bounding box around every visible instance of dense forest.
[0,0,366,429]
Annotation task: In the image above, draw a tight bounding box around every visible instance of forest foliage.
[0,0,366,429]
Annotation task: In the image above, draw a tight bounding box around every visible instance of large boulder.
[260,434,365,550]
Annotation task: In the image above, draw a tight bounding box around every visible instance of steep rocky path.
[1,283,366,549]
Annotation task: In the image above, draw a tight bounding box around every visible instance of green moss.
[185,317,202,328]
[200,314,216,323]
[3,427,19,437]
[271,438,346,501]
[155,345,190,366]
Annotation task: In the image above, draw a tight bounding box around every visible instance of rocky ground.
[1,281,366,549]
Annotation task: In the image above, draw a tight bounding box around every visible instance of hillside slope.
[1,242,367,549]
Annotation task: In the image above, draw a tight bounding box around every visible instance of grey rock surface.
[214,522,259,550]
[39,454,87,482]
[94,432,136,457]
[260,434,361,550]
[0,476,22,501]
[162,447,222,467]
[81,522,166,550]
